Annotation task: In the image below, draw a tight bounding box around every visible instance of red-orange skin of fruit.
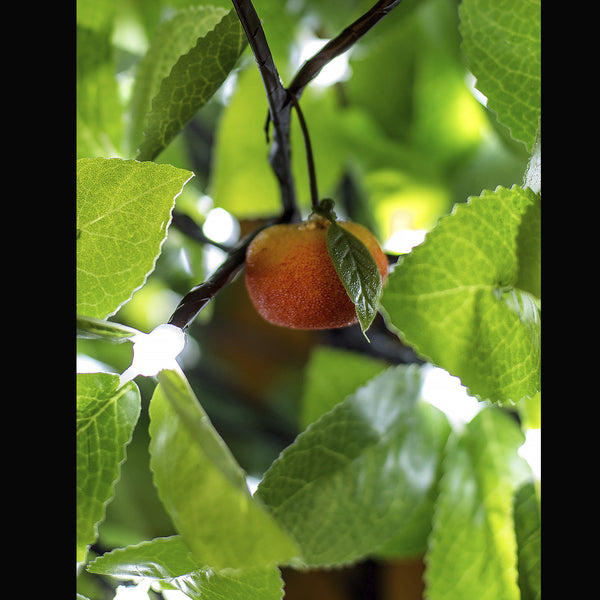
[244,217,389,330]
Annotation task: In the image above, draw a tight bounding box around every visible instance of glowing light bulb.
[119,324,186,387]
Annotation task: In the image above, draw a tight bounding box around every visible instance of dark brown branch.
[171,212,233,252]
[168,221,267,330]
[287,93,319,210]
[288,0,404,98]
[231,0,299,223]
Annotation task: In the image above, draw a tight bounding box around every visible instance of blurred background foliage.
[77,0,531,597]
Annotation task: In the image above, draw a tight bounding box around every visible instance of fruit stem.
[287,92,320,211]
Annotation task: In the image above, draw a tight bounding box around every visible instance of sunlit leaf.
[129,5,229,154]
[169,564,284,600]
[136,9,246,162]
[381,185,540,404]
[459,0,541,150]
[256,365,451,566]
[148,369,300,569]
[77,373,141,564]
[89,536,198,580]
[425,407,532,600]
[300,346,387,429]
[513,481,541,600]
[89,536,286,600]
[77,25,122,159]
[210,66,281,217]
[76,157,194,319]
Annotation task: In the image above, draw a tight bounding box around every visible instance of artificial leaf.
[77,373,141,564]
[136,9,246,162]
[256,365,451,566]
[77,24,122,159]
[459,0,541,151]
[77,315,141,343]
[517,391,540,431]
[326,221,383,336]
[76,0,114,32]
[148,369,300,569]
[129,5,229,154]
[515,192,541,299]
[168,564,284,600]
[300,346,387,429]
[513,481,541,600]
[76,157,194,319]
[381,185,540,404]
[89,536,203,580]
[210,65,281,217]
[425,407,531,600]
[89,536,285,600]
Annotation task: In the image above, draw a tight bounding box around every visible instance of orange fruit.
[244,216,388,329]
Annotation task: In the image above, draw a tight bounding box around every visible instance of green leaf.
[210,65,281,217]
[381,185,540,404]
[77,315,141,343]
[89,536,202,580]
[171,565,284,600]
[256,365,451,566]
[77,373,141,564]
[89,536,285,600]
[515,192,541,299]
[76,0,114,31]
[77,24,122,159]
[148,369,300,569]
[129,5,229,154]
[425,407,532,600]
[76,157,194,319]
[513,481,541,600]
[136,9,247,162]
[300,346,387,429]
[326,221,383,337]
[459,0,541,151]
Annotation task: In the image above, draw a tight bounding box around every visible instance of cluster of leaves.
[77,0,540,598]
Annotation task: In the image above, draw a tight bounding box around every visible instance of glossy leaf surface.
[89,535,285,600]
[148,369,300,569]
[256,365,451,566]
[425,407,532,600]
[326,221,383,336]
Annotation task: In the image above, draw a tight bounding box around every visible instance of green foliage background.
[76,0,540,598]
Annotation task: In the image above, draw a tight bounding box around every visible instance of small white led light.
[119,323,186,387]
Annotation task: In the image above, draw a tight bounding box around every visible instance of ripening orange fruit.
[244,216,388,329]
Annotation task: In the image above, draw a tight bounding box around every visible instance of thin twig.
[287,93,319,210]
[168,220,270,330]
[171,212,233,252]
[231,0,299,223]
[288,0,403,98]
